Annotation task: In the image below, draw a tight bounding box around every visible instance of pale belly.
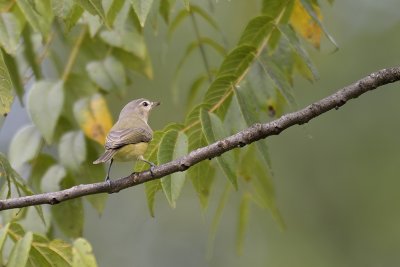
[112,142,149,162]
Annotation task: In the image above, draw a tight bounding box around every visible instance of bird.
[93,98,160,182]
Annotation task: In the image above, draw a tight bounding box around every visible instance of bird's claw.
[105,176,111,189]
[149,165,156,177]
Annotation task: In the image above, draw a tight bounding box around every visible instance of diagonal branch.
[1,66,399,211]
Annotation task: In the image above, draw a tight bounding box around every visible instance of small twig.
[0,66,399,211]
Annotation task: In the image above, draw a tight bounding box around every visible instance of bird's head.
[119,98,160,123]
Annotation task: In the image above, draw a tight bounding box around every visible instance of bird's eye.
[142,101,149,107]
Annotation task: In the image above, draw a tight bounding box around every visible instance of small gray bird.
[93,98,160,181]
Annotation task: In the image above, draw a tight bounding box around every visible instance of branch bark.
[1,67,400,211]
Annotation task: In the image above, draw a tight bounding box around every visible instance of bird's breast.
[112,142,149,162]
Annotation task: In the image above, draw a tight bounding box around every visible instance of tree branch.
[1,67,399,211]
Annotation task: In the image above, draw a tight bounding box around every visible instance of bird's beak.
[151,101,161,108]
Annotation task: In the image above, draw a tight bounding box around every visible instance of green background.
[86,1,400,266]
[2,0,400,266]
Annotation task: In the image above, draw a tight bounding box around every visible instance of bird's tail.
[93,150,116,164]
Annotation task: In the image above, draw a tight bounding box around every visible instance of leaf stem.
[189,10,213,83]
[61,26,87,82]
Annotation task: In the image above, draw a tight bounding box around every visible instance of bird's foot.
[105,176,112,189]
[149,165,156,177]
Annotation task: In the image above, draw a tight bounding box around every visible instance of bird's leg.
[105,159,114,186]
[138,156,156,176]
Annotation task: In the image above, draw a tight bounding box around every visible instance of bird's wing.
[105,127,152,150]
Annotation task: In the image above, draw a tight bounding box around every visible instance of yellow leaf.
[290,0,322,49]
[74,94,113,145]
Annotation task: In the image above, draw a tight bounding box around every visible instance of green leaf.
[53,116,75,146]
[0,223,10,254]
[0,152,22,193]
[0,12,23,55]
[1,48,24,104]
[262,0,293,19]
[175,37,225,80]
[53,0,77,18]
[59,131,86,171]
[182,0,189,10]
[139,130,164,216]
[8,124,42,170]
[217,45,256,78]
[236,193,250,255]
[203,75,235,119]
[52,176,84,238]
[235,89,272,168]
[29,236,72,267]
[100,29,146,59]
[144,179,161,217]
[78,139,108,214]
[200,108,237,189]
[185,74,208,111]
[197,44,260,119]
[8,223,73,267]
[17,0,53,38]
[75,0,106,23]
[185,105,205,151]
[66,5,85,31]
[73,238,98,267]
[190,5,219,30]
[29,153,56,192]
[4,161,47,224]
[185,108,219,209]
[176,38,220,74]
[167,8,189,39]
[239,146,285,228]
[236,87,284,228]
[138,124,182,216]
[158,130,188,208]
[259,57,295,105]
[159,0,171,23]
[189,160,214,210]
[22,26,42,79]
[243,61,274,111]
[206,183,230,258]
[84,12,102,37]
[27,80,64,144]
[86,56,126,96]
[278,24,319,80]
[105,0,124,26]
[185,107,215,209]
[40,164,67,193]
[7,231,33,267]
[0,49,13,116]
[130,0,153,27]
[112,47,153,78]
[268,28,282,51]
[64,74,98,125]
[238,15,274,47]
[8,223,25,239]
[53,0,84,31]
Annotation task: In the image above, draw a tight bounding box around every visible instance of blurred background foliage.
[0,0,399,266]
